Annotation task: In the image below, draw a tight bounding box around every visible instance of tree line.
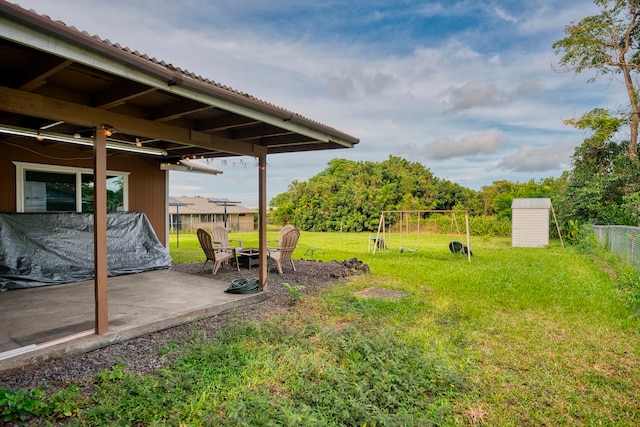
[270,156,478,232]
[269,147,639,235]
[269,156,544,234]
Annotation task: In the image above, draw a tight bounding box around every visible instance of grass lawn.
[6,231,640,425]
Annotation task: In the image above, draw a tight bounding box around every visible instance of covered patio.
[0,269,269,372]
[0,1,358,369]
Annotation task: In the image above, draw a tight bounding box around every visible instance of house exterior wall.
[512,208,549,247]
[230,214,255,232]
[214,214,255,232]
[0,140,168,245]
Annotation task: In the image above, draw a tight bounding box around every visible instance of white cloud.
[491,5,519,24]
[496,140,576,172]
[442,80,510,112]
[321,66,402,100]
[397,128,508,160]
[515,80,544,97]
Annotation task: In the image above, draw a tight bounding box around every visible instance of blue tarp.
[0,212,172,291]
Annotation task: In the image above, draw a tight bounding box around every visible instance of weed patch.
[72,300,466,426]
[0,384,81,423]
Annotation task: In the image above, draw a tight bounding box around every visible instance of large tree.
[269,156,480,232]
[553,0,640,158]
[552,108,640,225]
[560,138,640,225]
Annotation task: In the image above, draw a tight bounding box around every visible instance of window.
[14,162,129,213]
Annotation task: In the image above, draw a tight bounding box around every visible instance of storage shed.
[511,198,551,247]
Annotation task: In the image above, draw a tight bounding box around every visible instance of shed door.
[512,208,549,247]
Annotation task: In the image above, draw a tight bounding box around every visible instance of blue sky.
[15,0,617,206]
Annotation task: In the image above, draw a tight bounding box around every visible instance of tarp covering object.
[0,212,172,291]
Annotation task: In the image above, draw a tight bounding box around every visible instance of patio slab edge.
[0,290,270,372]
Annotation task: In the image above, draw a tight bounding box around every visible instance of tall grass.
[7,231,640,425]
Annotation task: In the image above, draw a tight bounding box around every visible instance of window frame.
[13,161,130,213]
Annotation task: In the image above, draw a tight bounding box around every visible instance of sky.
[13,0,621,207]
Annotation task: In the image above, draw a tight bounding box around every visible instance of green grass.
[6,231,640,425]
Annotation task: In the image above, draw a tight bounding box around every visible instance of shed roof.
[511,198,551,209]
[0,1,359,162]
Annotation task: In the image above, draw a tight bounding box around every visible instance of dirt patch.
[355,287,408,300]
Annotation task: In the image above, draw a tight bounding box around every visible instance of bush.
[423,214,510,237]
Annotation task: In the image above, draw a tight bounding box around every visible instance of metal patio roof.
[0,1,359,162]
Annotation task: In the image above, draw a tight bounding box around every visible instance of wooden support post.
[373,211,385,254]
[465,211,471,262]
[94,126,109,334]
[258,154,268,290]
[550,201,565,248]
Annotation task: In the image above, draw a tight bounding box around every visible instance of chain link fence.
[593,225,640,271]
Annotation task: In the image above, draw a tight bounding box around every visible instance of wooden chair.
[268,224,295,247]
[211,225,243,250]
[196,228,239,275]
[267,227,300,274]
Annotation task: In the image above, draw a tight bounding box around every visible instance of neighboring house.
[169,197,257,232]
[0,1,358,335]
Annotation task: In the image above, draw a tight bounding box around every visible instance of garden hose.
[224,277,262,294]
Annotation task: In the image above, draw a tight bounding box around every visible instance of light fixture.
[102,124,113,137]
[105,139,168,156]
[39,120,65,130]
[135,138,142,147]
[0,124,167,156]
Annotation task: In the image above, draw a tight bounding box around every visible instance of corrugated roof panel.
[511,198,551,209]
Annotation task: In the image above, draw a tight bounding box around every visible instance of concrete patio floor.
[0,269,269,372]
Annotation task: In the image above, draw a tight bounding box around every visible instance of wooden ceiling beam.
[18,57,72,91]
[0,85,266,156]
[150,99,212,122]
[231,125,294,140]
[198,113,260,132]
[94,81,158,109]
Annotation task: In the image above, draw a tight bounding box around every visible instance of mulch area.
[0,259,369,392]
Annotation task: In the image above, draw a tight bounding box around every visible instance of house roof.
[0,1,359,163]
[168,197,256,215]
